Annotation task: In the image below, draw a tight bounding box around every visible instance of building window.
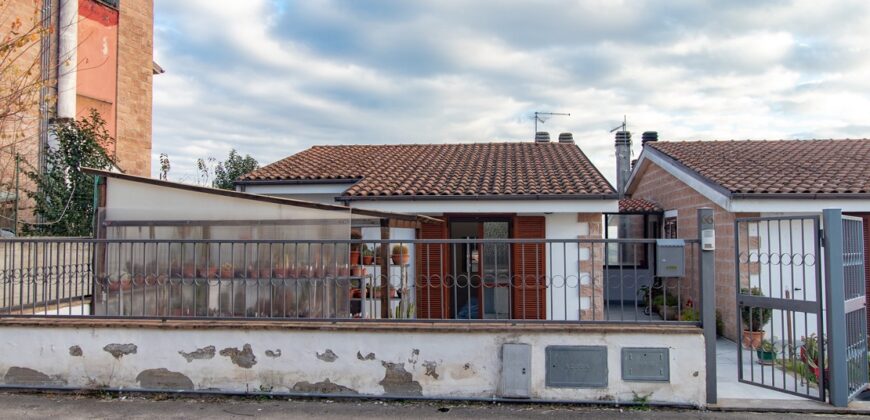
[663,210,678,239]
[604,214,649,268]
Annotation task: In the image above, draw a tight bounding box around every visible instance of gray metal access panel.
[656,239,685,277]
[622,347,670,382]
[499,343,531,398]
[545,345,608,388]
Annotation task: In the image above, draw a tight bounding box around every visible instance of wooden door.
[511,216,546,319]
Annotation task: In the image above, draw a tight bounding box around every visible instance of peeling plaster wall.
[0,326,705,405]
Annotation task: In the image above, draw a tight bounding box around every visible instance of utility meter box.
[656,239,685,277]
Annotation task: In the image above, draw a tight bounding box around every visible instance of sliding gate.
[735,211,869,405]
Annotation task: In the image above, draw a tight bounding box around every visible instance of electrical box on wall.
[499,343,531,398]
[656,239,685,277]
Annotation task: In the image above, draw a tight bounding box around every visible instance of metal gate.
[840,215,869,401]
[735,215,826,401]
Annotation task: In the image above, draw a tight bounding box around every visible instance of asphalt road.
[0,392,854,419]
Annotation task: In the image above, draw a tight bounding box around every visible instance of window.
[604,214,649,267]
[663,210,678,239]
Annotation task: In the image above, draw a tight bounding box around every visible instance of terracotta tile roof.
[619,198,662,213]
[241,143,616,198]
[648,139,870,195]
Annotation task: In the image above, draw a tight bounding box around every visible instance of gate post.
[698,208,717,405]
[822,209,848,407]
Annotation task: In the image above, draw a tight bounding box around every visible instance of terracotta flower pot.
[350,250,361,265]
[362,255,374,265]
[742,330,765,349]
[391,254,410,265]
[350,266,363,277]
[201,267,218,279]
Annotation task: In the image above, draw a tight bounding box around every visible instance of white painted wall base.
[0,325,705,406]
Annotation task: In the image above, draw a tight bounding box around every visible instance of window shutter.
[416,221,450,319]
[511,216,546,320]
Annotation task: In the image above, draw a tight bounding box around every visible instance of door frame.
[445,214,514,319]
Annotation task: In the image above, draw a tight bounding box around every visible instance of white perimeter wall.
[0,325,705,405]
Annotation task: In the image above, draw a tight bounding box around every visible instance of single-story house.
[235,134,631,321]
[624,138,870,339]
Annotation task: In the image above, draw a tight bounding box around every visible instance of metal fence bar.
[823,209,848,407]
[0,237,702,326]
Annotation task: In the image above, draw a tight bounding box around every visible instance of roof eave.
[234,178,360,186]
[337,193,619,202]
[731,193,870,200]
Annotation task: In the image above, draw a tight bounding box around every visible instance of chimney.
[642,131,658,146]
[558,132,574,144]
[615,130,632,196]
[535,131,551,143]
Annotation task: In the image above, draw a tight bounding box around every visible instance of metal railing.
[0,238,700,324]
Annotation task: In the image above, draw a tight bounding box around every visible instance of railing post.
[822,208,848,407]
[698,208,717,405]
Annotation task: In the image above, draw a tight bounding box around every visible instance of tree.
[1,1,52,228]
[213,149,258,190]
[22,110,115,236]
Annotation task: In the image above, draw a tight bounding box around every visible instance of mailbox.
[656,239,685,277]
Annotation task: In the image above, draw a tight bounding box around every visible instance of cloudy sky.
[152,0,870,183]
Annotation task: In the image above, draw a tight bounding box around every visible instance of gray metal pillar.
[698,208,717,405]
[822,209,848,407]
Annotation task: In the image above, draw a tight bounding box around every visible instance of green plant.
[679,307,700,322]
[212,149,259,190]
[651,293,678,308]
[391,244,409,255]
[759,339,777,355]
[23,111,116,236]
[630,391,652,411]
[740,287,772,331]
[361,245,373,257]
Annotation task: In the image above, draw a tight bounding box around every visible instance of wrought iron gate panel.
[842,216,869,400]
[735,215,826,401]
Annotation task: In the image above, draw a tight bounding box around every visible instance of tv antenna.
[533,111,570,134]
[610,115,628,133]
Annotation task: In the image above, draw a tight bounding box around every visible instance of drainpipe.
[56,0,78,123]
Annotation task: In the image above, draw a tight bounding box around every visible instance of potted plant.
[391,244,410,265]
[220,263,235,279]
[200,264,218,279]
[652,294,679,320]
[350,232,362,265]
[756,339,777,365]
[800,334,827,384]
[182,263,197,279]
[679,307,700,322]
[740,287,772,349]
[361,245,374,265]
[350,265,363,277]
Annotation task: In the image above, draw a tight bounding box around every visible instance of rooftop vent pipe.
[558,132,574,144]
[642,131,658,145]
[614,131,632,196]
[535,131,551,143]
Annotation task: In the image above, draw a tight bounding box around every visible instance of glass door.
[482,222,510,319]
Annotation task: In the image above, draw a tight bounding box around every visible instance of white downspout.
[57,0,77,121]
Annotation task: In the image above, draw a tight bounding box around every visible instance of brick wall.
[631,159,758,339]
[576,213,605,321]
[114,0,153,177]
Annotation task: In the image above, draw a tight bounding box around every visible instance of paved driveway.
[0,392,856,419]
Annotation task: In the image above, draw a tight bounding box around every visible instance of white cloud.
[151,0,870,184]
